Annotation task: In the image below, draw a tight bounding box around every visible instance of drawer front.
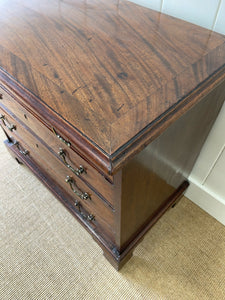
[5,139,115,244]
[0,106,115,237]
[0,85,115,206]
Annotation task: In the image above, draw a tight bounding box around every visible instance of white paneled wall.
[162,0,220,29]
[129,0,225,34]
[214,0,225,34]
[128,0,225,224]
[205,148,225,198]
[129,0,162,11]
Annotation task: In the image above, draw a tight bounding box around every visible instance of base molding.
[185,180,225,226]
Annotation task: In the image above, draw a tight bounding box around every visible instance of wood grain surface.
[1,0,225,174]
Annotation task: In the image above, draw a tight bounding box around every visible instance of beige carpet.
[0,129,225,300]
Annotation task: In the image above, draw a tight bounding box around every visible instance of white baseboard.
[185,180,225,226]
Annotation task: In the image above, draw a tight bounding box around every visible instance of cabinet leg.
[103,249,133,271]
[3,139,24,165]
[15,157,23,165]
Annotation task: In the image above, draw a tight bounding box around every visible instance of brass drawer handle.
[65,175,91,200]
[52,127,71,147]
[83,213,95,221]
[59,148,85,176]
[0,114,16,131]
[13,141,29,156]
[74,200,95,221]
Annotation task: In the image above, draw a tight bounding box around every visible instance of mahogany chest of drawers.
[1,0,225,270]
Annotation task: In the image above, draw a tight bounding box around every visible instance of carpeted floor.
[0,129,225,300]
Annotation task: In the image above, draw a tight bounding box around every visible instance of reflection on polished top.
[0,0,225,167]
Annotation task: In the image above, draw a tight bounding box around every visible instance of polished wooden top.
[1,0,225,174]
